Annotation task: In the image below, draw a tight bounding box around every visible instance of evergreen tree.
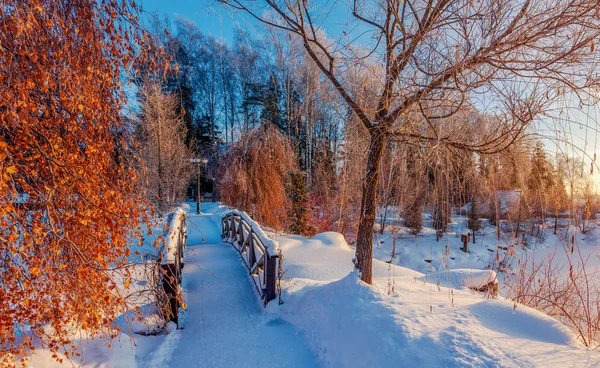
[527,142,553,214]
[288,171,310,235]
[261,74,287,132]
[528,142,553,190]
[468,196,482,242]
[195,114,221,152]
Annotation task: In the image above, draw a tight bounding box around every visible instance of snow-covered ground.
[371,212,600,287]
[267,228,599,367]
[23,203,600,367]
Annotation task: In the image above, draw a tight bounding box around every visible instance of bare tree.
[222,0,600,283]
[137,82,193,209]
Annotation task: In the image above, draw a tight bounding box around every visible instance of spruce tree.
[527,141,553,214]
[467,196,482,242]
[288,171,310,235]
[261,74,288,132]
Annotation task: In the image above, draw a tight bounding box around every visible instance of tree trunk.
[355,128,388,284]
[379,205,388,234]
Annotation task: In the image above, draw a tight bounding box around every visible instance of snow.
[23,328,137,368]
[418,268,498,292]
[470,300,576,345]
[22,202,600,367]
[162,206,187,264]
[264,222,600,367]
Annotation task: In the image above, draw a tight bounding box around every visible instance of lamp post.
[190,158,209,214]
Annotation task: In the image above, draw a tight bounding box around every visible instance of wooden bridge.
[160,207,281,326]
[153,203,316,367]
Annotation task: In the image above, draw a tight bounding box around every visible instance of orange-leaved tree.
[218,124,297,230]
[0,0,156,365]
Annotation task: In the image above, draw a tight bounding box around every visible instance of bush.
[218,124,297,230]
[505,239,600,347]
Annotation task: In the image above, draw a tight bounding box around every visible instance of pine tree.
[288,171,310,235]
[261,74,287,132]
[195,114,221,151]
[468,196,482,242]
[527,142,553,214]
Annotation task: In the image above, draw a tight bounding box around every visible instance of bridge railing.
[221,212,278,305]
[160,206,187,325]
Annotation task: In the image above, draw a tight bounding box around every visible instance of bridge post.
[264,255,277,303]
[237,218,244,247]
[248,231,256,267]
[160,209,186,327]
[161,263,179,325]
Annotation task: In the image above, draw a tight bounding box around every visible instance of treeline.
[136,16,598,240]
[133,17,344,222]
[376,139,598,240]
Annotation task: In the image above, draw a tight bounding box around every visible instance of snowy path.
[165,206,318,368]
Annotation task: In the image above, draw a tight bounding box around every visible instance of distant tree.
[162,34,198,147]
[136,82,193,209]
[432,200,451,233]
[580,178,598,234]
[468,196,482,243]
[309,143,338,233]
[550,156,570,234]
[261,74,287,130]
[194,114,222,151]
[402,146,424,235]
[527,142,554,215]
[403,200,424,235]
[288,172,311,235]
[553,156,570,210]
[430,155,452,234]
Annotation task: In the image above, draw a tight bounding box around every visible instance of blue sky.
[138,0,356,45]
[138,0,239,41]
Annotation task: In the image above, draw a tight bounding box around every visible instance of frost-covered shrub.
[505,241,600,347]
